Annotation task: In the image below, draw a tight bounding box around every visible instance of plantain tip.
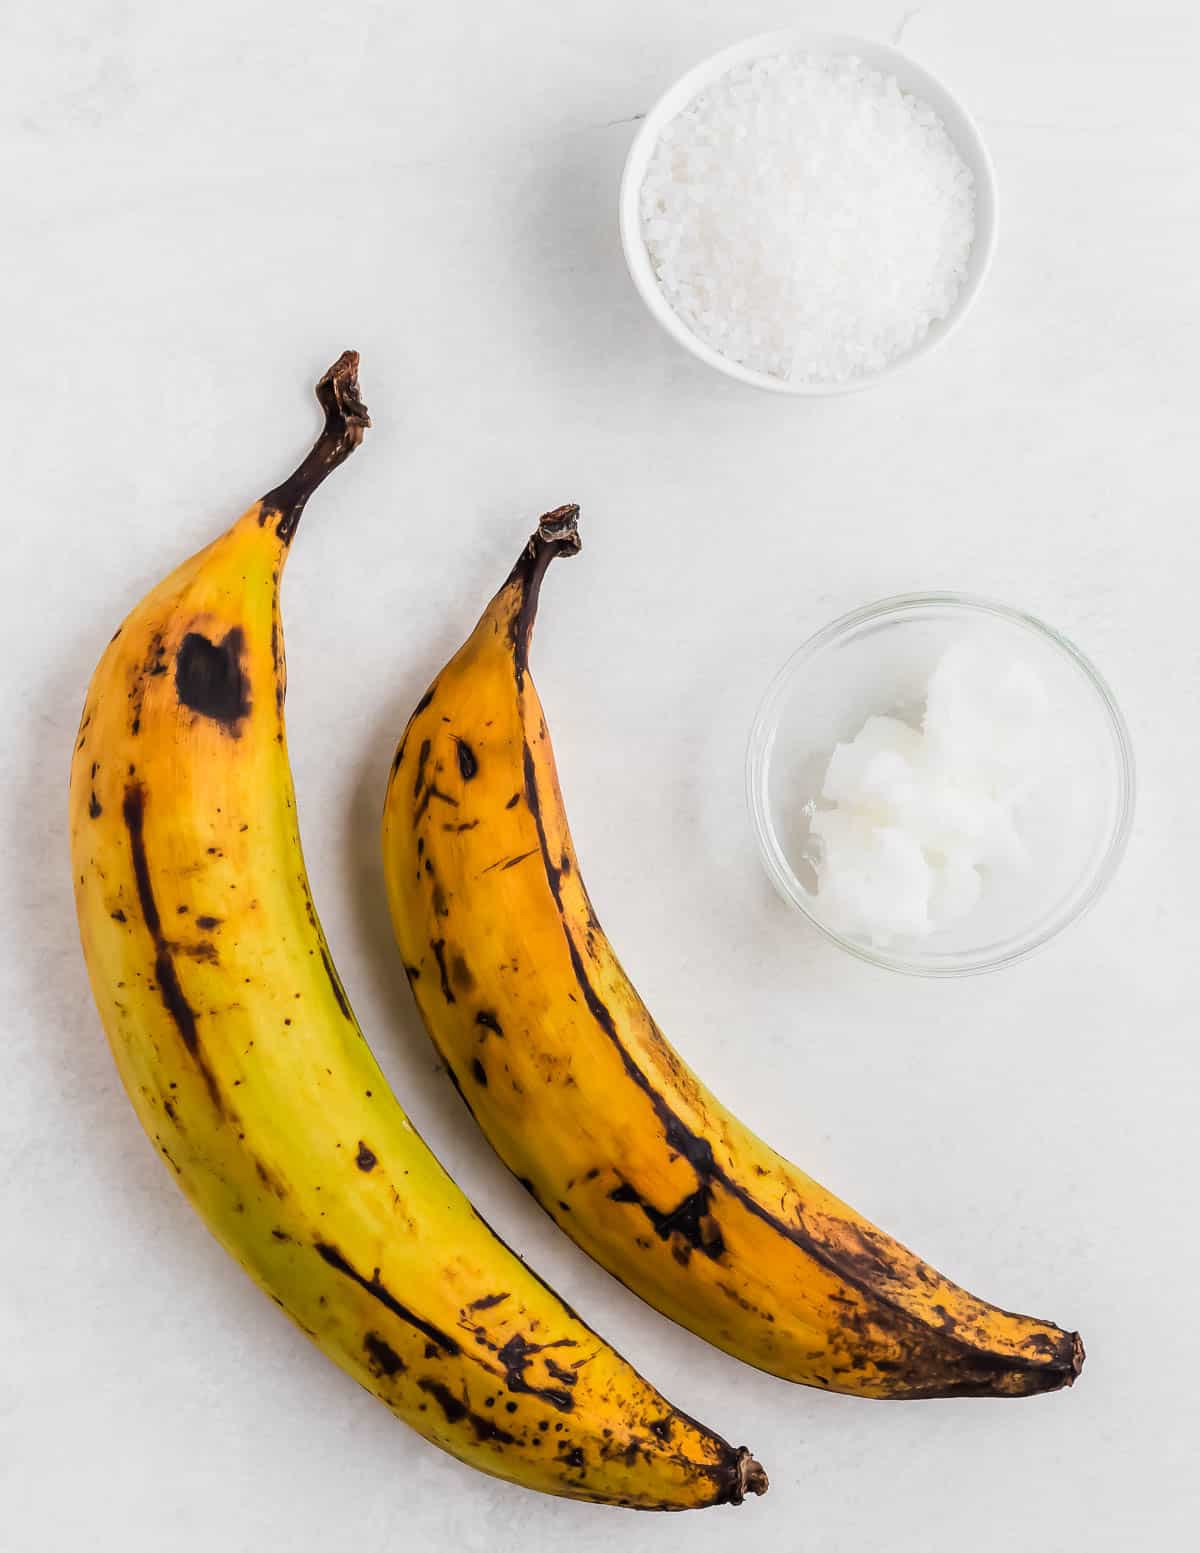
[1066,1330,1085,1385]
[536,503,581,553]
[508,505,583,674]
[316,349,371,436]
[728,1446,768,1505]
[262,351,371,545]
[995,1327,1087,1398]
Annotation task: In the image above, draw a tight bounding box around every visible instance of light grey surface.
[2,2,1196,1549]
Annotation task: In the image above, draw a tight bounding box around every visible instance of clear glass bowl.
[746,594,1135,975]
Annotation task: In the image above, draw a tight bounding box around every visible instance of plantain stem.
[261,350,371,545]
[510,504,581,674]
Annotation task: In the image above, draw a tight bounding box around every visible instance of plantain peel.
[382,505,1084,1402]
[69,364,764,1510]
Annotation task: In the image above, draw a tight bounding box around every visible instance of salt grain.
[639,52,975,382]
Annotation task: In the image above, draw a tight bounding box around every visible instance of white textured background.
[2,2,1196,1548]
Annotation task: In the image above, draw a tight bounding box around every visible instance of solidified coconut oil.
[809,638,1054,946]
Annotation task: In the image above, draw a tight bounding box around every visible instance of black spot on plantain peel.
[496,1332,577,1413]
[122,783,224,1116]
[176,629,250,730]
[364,1332,406,1378]
[314,1243,459,1356]
[418,1378,517,1445]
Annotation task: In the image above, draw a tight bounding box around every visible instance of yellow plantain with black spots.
[68,359,765,1511]
[382,505,1084,1402]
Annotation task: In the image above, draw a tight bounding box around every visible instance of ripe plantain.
[381,505,1084,1401]
[68,360,766,1510]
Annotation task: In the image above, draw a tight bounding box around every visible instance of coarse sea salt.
[639,52,975,383]
[810,640,1051,946]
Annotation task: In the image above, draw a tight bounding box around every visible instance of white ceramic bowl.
[619,29,998,395]
[746,595,1135,975]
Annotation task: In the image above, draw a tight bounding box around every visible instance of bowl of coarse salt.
[620,31,997,393]
[746,596,1135,975]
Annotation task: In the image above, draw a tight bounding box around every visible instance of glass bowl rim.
[745,591,1137,976]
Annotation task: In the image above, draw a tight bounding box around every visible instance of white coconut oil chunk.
[811,639,1055,946]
